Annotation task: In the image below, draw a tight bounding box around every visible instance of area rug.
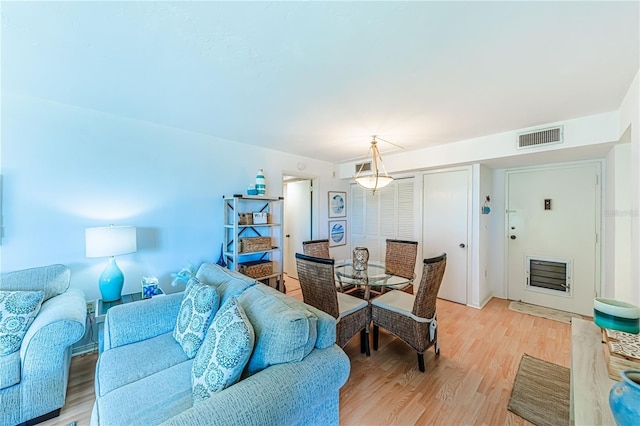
[508,300,581,324]
[508,353,570,426]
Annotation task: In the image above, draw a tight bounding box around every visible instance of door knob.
[285,234,290,238]
[459,243,466,248]
[510,235,517,240]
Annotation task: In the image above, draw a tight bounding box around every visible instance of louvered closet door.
[350,178,416,263]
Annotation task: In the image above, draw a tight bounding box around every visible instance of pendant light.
[354,136,394,194]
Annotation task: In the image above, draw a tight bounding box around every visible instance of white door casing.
[423,168,470,305]
[283,179,311,279]
[506,163,600,316]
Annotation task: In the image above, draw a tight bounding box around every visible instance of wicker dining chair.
[302,239,331,259]
[302,239,356,294]
[384,239,418,294]
[295,253,371,356]
[371,253,447,372]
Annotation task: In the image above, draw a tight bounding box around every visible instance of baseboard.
[72,342,97,356]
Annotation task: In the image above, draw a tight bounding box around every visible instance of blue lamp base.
[99,257,125,302]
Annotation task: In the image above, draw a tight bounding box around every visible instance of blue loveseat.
[91,263,351,425]
[0,264,86,426]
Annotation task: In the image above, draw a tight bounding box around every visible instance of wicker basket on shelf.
[239,260,273,278]
[239,236,272,253]
[238,213,253,225]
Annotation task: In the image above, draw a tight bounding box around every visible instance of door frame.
[421,165,473,306]
[282,175,314,279]
[503,160,603,303]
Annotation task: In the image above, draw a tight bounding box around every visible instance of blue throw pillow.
[0,290,45,356]
[192,297,255,403]
[173,279,219,359]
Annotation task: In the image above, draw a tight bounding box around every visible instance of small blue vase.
[610,370,640,426]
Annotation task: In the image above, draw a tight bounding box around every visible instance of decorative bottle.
[256,169,266,196]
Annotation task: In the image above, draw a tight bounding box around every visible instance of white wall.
[0,93,335,301]
[605,142,632,299]
[337,111,619,178]
[617,71,640,306]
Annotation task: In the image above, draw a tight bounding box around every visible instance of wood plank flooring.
[42,277,572,425]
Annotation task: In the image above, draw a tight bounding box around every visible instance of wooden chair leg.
[359,329,370,356]
[373,325,379,350]
[417,353,425,372]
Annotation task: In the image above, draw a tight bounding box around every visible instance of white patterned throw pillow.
[192,297,255,403]
[0,290,45,356]
[173,279,219,358]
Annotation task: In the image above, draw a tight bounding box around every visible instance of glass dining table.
[334,261,412,300]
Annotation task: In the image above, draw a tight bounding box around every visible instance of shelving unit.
[223,194,285,292]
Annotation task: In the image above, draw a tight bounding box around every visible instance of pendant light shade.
[354,136,394,194]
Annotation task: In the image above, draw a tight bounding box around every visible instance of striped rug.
[508,354,570,426]
[508,300,582,324]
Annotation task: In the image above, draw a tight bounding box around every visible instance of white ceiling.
[2,1,638,163]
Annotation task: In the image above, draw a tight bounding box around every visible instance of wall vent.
[355,162,371,173]
[517,126,563,149]
[526,256,571,294]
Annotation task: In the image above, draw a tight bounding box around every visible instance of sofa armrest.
[103,293,183,350]
[161,345,351,426]
[15,288,86,422]
[21,288,86,361]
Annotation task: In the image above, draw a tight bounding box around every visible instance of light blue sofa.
[91,263,351,426]
[0,264,86,426]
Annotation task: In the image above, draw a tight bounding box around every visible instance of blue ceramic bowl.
[594,298,640,334]
[247,189,258,196]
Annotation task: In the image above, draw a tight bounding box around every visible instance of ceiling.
[2,1,638,163]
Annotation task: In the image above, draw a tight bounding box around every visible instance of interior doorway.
[422,168,471,305]
[506,162,601,316]
[283,177,312,279]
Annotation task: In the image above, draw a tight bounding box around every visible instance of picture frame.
[328,191,346,218]
[328,220,346,247]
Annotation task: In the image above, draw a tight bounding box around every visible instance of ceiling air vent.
[355,162,371,173]
[517,126,563,149]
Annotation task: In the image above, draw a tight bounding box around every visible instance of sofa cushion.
[0,351,21,390]
[0,264,70,302]
[195,263,256,306]
[96,332,190,397]
[0,290,45,356]
[93,360,194,426]
[192,297,254,403]
[245,283,337,349]
[173,279,219,359]
[239,285,318,376]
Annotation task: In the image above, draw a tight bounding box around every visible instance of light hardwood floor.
[44,278,572,426]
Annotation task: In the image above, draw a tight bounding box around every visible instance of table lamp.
[85,225,137,302]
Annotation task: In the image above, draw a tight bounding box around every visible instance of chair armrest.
[21,288,86,361]
[161,345,351,426]
[103,293,183,350]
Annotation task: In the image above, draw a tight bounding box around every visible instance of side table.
[571,318,616,425]
[96,289,165,353]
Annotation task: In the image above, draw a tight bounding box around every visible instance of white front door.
[283,179,311,279]
[506,163,600,316]
[423,169,470,304]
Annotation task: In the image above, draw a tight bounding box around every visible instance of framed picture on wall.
[328,191,346,218]
[328,220,346,247]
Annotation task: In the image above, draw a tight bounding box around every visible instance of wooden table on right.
[571,318,616,425]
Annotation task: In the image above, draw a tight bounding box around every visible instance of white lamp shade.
[355,175,394,191]
[85,225,137,258]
